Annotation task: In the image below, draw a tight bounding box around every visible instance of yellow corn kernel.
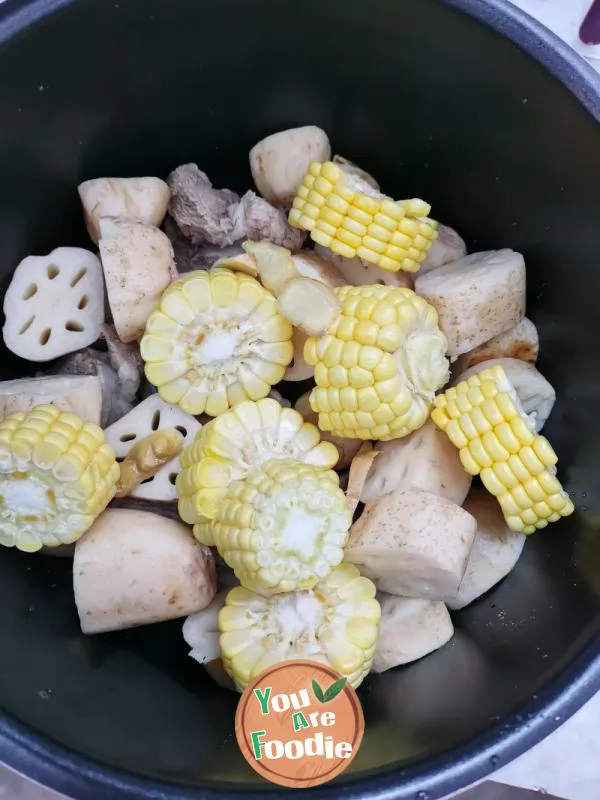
[533,436,558,467]
[346,205,372,226]
[314,220,337,238]
[356,387,380,412]
[336,316,358,342]
[481,468,506,497]
[358,346,382,371]
[379,199,405,220]
[349,366,375,388]
[468,438,494,469]
[320,161,340,182]
[367,223,393,243]
[362,235,388,254]
[324,192,350,214]
[342,217,368,237]
[471,406,492,434]
[321,207,344,227]
[390,231,412,249]
[353,194,380,215]
[446,419,469,449]
[460,448,481,476]
[306,190,326,208]
[499,493,521,517]
[371,300,396,326]
[376,323,403,352]
[339,387,359,412]
[330,238,356,258]
[298,213,316,229]
[327,388,343,412]
[312,387,330,413]
[323,337,344,368]
[354,320,379,346]
[457,413,478,442]
[399,198,431,216]
[520,446,545,475]
[510,414,535,445]
[308,228,333,247]
[356,246,382,264]
[493,461,519,489]
[481,431,510,462]
[329,365,349,388]
[355,297,379,321]
[373,353,397,381]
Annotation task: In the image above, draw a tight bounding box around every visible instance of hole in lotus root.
[22,284,37,300]
[70,268,87,287]
[19,315,35,334]
[65,320,84,332]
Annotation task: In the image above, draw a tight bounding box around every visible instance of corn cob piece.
[195,457,350,594]
[140,268,293,416]
[288,161,437,273]
[177,397,338,523]
[0,405,119,552]
[219,563,381,691]
[305,285,449,441]
[431,366,574,534]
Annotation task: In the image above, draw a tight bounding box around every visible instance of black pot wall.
[0,1,599,799]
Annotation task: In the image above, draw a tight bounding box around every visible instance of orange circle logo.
[235,659,364,788]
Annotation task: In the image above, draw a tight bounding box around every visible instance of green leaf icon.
[312,679,325,703]
[323,677,347,702]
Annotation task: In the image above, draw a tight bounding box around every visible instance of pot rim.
[0,1,598,798]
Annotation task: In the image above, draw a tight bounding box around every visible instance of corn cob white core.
[196,330,238,362]
[0,470,81,551]
[219,563,381,691]
[152,299,280,394]
[3,475,51,515]
[281,508,321,557]
[243,468,347,577]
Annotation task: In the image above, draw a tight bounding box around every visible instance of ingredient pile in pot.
[0,125,574,691]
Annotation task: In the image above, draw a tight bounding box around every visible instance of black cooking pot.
[0,0,599,798]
